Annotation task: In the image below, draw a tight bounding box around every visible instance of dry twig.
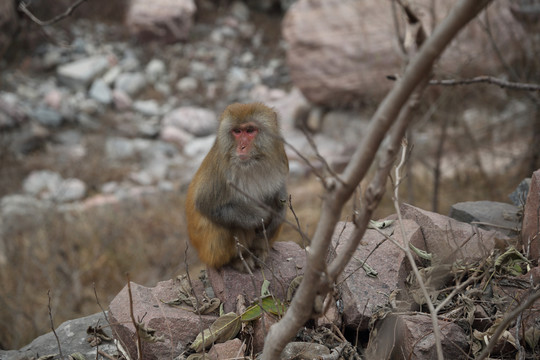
[429,76,540,91]
[18,0,88,26]
[47,290,63,358]
[261,1,493,358]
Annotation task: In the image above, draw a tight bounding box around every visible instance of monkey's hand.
[255,192,287,238]
[205,201,271,230]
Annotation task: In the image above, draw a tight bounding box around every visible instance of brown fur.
[185,103,289,270]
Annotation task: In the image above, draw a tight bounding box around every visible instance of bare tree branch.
[261,1,493,358]
[430,75,540,91]
[18,0,88,26]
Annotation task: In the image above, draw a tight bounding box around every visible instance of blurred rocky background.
[0,0,539,352]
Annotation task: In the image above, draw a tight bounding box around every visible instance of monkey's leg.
[229,229,257,272]
[251,223,283,268]
[188,215,238,268]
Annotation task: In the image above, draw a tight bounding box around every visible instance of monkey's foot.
[251,247,268,268]
[230,255,255,273]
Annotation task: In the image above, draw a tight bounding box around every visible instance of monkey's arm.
[195,182,270,230]
[207,200,270,229]
[257,184,287,237]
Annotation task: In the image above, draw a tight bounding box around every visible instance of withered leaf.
[190,312,241,352]
[68,353,87,360]
[524,326,540,349]
[86,325,112,345]
[287,275,303,302]
[261,279,271,298]
[136,321,165,343]
[198,297,221,314]
[494,246,530,276]
[186,353,211,360]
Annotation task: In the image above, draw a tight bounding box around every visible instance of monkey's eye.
[246,126,257,134]
[232,128,242,135]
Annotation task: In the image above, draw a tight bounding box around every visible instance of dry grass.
[0,192,192,348]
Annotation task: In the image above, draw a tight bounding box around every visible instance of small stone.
[145,59,166,83]
[162,107,217,137]
[57,55,110,90]
[176,76,198,92]
[133,99,161,116]
[183,135,215,158]
[33,106,63,127]
[114,72,147,96]
[112,89,132,110]
[89,79,113,104]
[160,125,193,148]
[102,65,122,85]
[55,178,87,203]
[208,338,246,359]
[22,170,63,199]
[44,89,63,109]
[105,137,137,160]
[230,1,250,21]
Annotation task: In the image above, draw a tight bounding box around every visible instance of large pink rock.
[400,203,502,264]
[126,0,196,42]
[366,313,469,360]
[282,0,524,107]
[207,241,306,313]
[108,279,217,360]
[521,169,540,261]
[335,220,422,330]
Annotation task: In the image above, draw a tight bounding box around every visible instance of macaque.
[185,103,289,271]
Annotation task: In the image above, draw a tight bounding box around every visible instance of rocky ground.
[0,0,539,358]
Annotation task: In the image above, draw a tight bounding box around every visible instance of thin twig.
[184,244,209,358]
[301,127,346,186]
[47,290,63,358]
[234,237,269,335]
[430,76,540,91]
[392,141,447,359]
[93,282,109,323]
[18,0,88,26]
[127,274,142,360]
[288,194,310,248]
[282,138,328,187]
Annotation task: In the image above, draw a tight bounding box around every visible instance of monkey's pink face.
[232,122,259,161]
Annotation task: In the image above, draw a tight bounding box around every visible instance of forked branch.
[261,0,493,358]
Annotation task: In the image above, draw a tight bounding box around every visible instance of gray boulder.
[0,312,117,360]
[449,200,520,236]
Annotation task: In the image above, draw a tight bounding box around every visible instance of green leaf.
[525,327,540,349]
[261,296,287,316]
[241,303,263,322]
